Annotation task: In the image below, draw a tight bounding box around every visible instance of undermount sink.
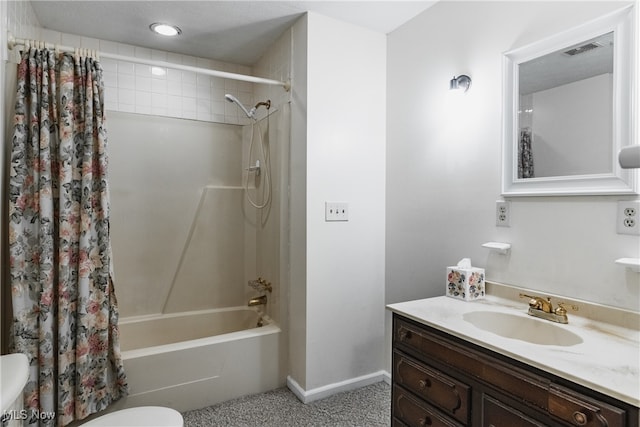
[463,310,583,347]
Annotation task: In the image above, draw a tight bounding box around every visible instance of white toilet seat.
[83,406,183,426]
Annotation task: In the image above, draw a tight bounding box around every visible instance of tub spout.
[248,295,267,307]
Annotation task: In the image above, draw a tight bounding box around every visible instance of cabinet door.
[482,394,547,427]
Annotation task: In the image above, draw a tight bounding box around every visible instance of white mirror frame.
[502,6,637,196]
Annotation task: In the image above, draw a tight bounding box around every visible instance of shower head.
[224,94,271,119]
[224,94,255,119]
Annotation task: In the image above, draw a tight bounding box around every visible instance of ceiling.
[519,32,614,95]
[30,1,436,66]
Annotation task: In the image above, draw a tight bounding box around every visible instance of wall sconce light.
[449,75,472,93]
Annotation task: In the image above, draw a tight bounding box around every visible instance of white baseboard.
[286,370,390,404]
[382,370,391,384]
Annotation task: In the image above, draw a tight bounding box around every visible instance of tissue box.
[446,266,485,301]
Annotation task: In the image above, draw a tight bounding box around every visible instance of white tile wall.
[6,0,40,41]
[6,2,292,126]
[97,44,257,124]
[254,29,293,118]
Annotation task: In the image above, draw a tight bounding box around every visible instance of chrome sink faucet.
[519,293,578,324]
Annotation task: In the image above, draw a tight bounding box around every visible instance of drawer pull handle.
[418,417,432,426]
[572,411,587,425]
[419,379,431,389]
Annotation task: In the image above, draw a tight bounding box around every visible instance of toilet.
[1,353,30,427]
[1,352,183,427]
[83,406,183,426]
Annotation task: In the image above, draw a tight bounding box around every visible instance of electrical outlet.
[496,200,510,227]
[617,201,640,235]
[325,202,349,222]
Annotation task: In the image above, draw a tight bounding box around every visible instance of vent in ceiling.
[563,42,602,56]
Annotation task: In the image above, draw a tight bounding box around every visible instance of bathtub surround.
[104,105,289,410]
[8,47,127,425]
[106,113,246,316]
[106,106,289,317]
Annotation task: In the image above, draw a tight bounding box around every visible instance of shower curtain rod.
[7,33,291,91]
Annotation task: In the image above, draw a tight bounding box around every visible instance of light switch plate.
[325,202,349,222]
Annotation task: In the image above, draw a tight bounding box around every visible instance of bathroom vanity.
[387,283,639,427]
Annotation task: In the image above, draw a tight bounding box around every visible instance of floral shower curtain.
[8,47,128,426]
[518,127,534,179]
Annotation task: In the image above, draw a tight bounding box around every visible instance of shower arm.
[255,100,271,110]
[247,100,272,119]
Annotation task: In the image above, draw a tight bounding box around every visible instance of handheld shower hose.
[224,94,272,209]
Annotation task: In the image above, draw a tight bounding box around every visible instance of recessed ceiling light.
[150,23,182,37]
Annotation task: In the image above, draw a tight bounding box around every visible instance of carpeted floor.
[182,381,391,426]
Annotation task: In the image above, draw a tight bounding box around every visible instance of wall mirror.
[502,6,636,196]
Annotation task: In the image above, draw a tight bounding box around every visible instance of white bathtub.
[111,307,283,413]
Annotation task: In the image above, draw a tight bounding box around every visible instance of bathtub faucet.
[248,295,267,307]
[248,277,273,293]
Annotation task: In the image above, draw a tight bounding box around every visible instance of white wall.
[531,74,612,177]
[386,0,638,320]
[288,12,387,394]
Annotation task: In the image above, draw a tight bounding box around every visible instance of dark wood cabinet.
[482,394,547,427]
[392,314,639,427]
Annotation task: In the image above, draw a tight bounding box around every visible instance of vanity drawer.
[549,384,626,427]
[393,384,464,427]
[483,394,547,427]
[394,316,549,411]
[393,351,470,424]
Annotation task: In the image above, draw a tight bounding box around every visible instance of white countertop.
[387,283,640,407]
